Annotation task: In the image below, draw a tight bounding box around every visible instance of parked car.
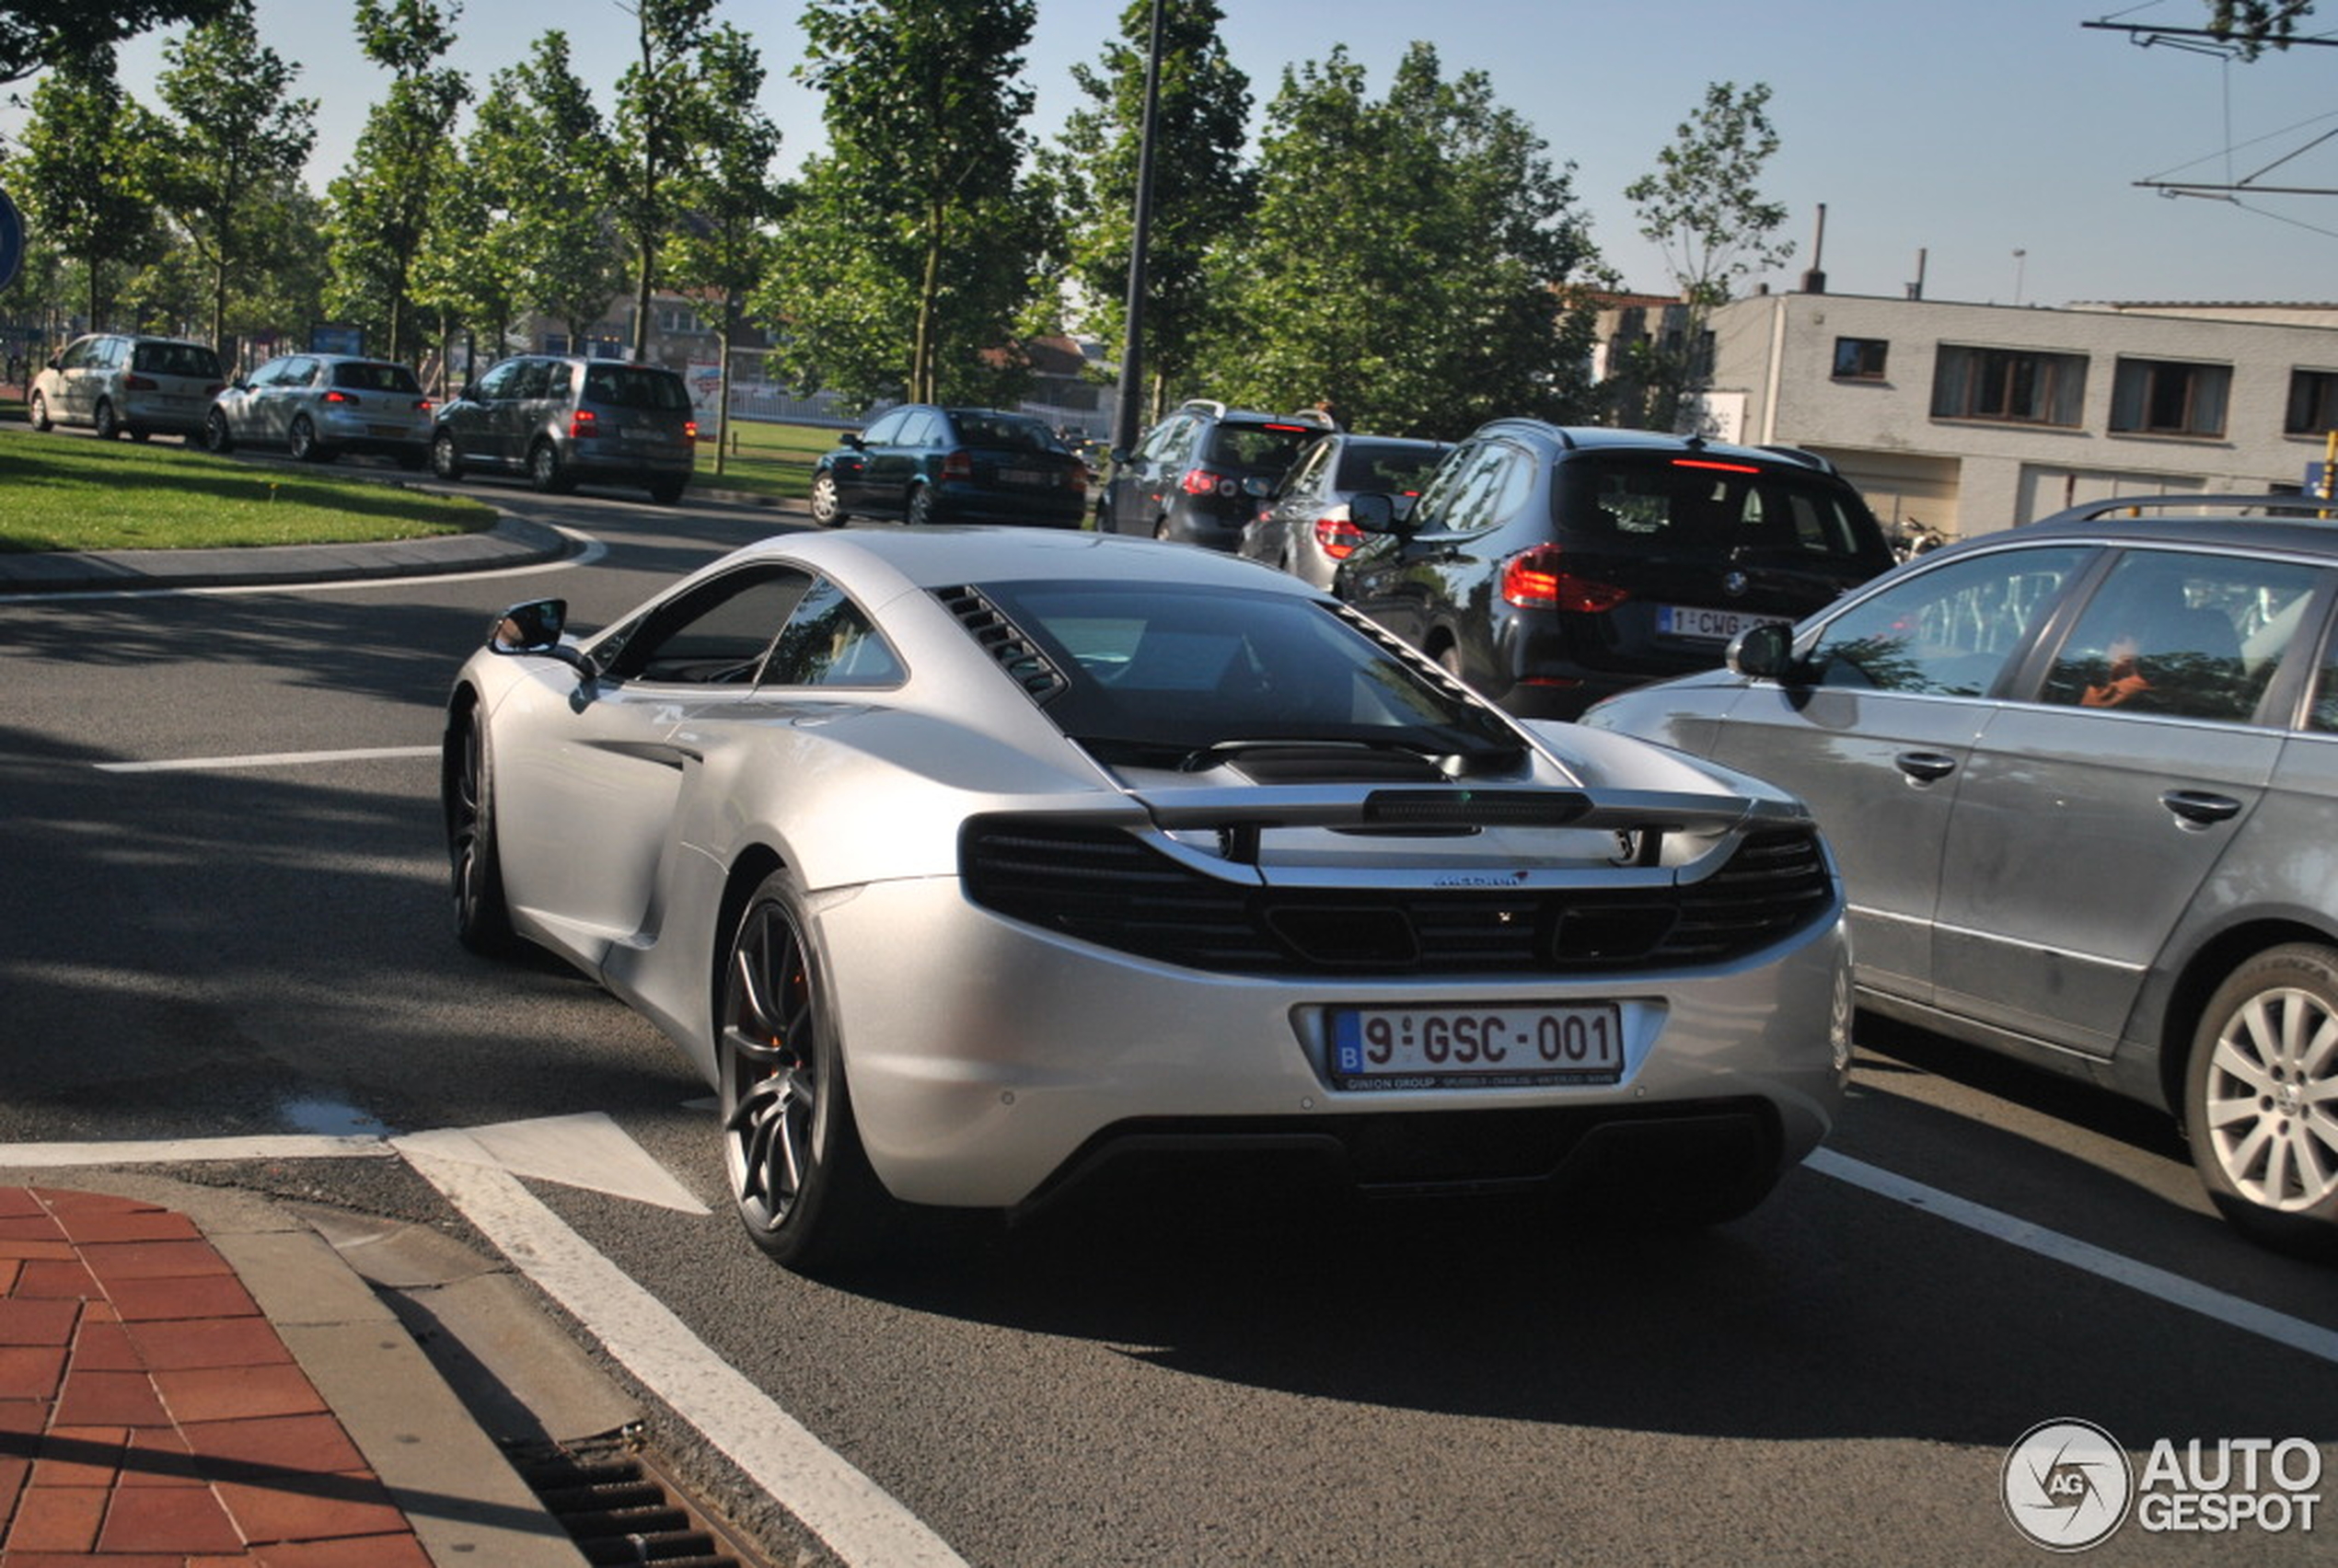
[29,334,225,444]
[807,405,1088,527]
[444,525,1851,1274]
[1096,399,1337,548]
[1240,432,1454,589]
[203,353,433,467]
[1333,423,1898,720]
[430,355,695,503]
[1581,494,2338,1258]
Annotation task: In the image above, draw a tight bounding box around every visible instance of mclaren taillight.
[1499,545,1629,613]
[1313,505,1368,560]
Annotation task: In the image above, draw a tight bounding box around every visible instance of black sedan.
[808,405,1089,528]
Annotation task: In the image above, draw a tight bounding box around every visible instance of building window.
[2286,369,2338,435]
[1930,345,2088,427]
[2111,357,2229,438]
[1833,338,1888,380]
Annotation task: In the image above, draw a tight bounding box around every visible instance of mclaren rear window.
[965,580,1520,767]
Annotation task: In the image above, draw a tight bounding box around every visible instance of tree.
[1195,43,1603,439]
[613,0,717,363]
[153,0,316,358]
[0,0,232,85]
[1045,0,1251,424]
[665,23,785,473]
[323,0,469,363]
[1624,80,1792,432]
[14,46,168,330]
[2205,1,2317,55]
[767,0,1047,407]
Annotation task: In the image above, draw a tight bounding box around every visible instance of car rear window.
[1202,421,1325,475]
[951,412,1063,453]
[583,365,689,410]
[1557,452,1891,566]
[1335,443,1447,493]
[331,361,422,394]
[967,579,1521,765]
[132,341,223,379]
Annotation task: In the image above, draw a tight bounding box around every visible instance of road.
[0,466,2331,1566]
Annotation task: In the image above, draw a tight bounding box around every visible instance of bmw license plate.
[1657,604,1787,641]
[1328,1003,1623,1090]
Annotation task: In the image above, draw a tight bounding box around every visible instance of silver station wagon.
[1584,495,2338,1258]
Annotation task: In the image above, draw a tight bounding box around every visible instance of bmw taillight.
[1500,545,1629,613]
[1180,467,1234,498]
[569,408,598,439]
[942,449,974,480]
[1313,505,1368,560]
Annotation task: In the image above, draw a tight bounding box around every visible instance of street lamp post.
[1110,0,1165,457]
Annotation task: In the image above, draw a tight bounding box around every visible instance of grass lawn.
[0,429,494,553]
[694,417,840,503]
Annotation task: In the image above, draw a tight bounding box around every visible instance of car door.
[867,407,939,512]
[1107,413,1189,534]
[59,338,111,423]
[838,408,909,513]
[1337,436,1534,663]
[1929,546,2329,1056]
[453,359,522,466]
[260,357,315,444]
[1707,543,2096,1003]
[493,563,817,946]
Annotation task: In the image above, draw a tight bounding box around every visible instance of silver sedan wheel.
[2189,943,2338,1256]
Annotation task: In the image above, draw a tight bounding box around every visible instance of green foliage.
[154,0,317,351]
[613,0,719,361]
[763,0,1047,407]
[1193,43,1603,441]
[323,0,470,363]
[1624,80,1791,431]
[0,0,232,85]
[2206,1,2317,56]
[15,47,170,329]
[1044,0,1251,424]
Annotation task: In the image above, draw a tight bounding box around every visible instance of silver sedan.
[444,527,1850,1273]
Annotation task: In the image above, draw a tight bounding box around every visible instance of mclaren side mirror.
[490,598,596,680]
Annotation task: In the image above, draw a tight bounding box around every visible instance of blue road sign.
[0,188,20,294]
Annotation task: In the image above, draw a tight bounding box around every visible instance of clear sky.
[61,0,2338,307]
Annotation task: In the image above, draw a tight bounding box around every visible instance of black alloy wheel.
[203,408,235,455]
[905,486,938,526]
[446,709,516,957]
[719,870,895,1272]
[92,399,121,441]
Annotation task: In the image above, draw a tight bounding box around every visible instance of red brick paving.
[0,1187,432,1563]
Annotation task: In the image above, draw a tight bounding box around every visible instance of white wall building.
[1688,291,2338,542]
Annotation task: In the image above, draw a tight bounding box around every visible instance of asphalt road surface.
[1,468,2331,1566]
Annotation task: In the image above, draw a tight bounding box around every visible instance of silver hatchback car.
[203,353,434,467]
[1584,495,2338,1258]
[29,333,225,443]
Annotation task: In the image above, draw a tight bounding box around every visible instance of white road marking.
[0,1134,396,1165]
[399,1136,970,1568]
[95,745,438,773]
[1807,1147,2338,1366]
[399,1113,710,1215]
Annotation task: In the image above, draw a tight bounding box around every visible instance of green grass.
[693,418,841,502]
[0,429,494,553]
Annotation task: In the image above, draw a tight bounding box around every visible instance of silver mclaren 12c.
[443,525,1851,1272]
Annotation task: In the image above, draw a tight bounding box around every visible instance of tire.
[289,415,333,463]
[808,471,847,526]
[719,869,900,1273]
[431,430,464,481]
[646,474,687,505]
[528,439,573,494]
[445,707,517,958]
[905,486,938,527]
[203,408,235,455]
[92,399,122,441]
[29,391,52,432]
[2185,943,2338,1259]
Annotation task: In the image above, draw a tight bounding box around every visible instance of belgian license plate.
[1329,1003,1623,1089]
[1657,604,1784,642]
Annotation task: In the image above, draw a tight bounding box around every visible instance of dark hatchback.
[808,404,1090,528]
[1333,422,1896,718]
[1096,399,1338,549]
